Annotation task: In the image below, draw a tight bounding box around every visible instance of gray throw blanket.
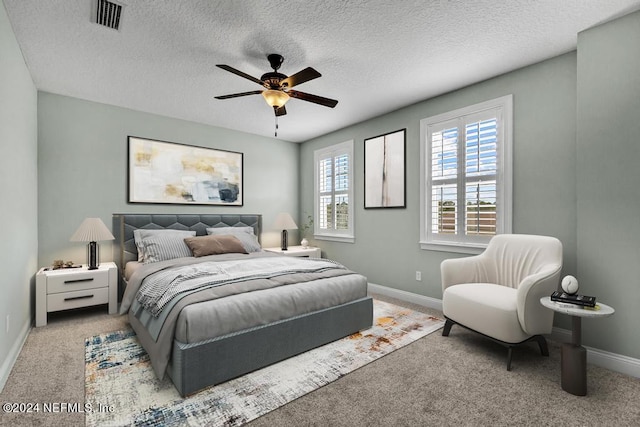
[136,256,346,317]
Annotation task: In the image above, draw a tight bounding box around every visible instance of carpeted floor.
[1,292,639,426]
[84,300,444,426]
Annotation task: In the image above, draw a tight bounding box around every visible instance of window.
[314,140,354,243]
[420,95,512,253]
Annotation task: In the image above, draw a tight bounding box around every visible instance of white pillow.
[134,229,196,261]
[206,227,261,253]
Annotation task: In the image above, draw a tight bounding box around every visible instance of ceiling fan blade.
[274,105,287,116]
[216,64,264,86]
[214,90,263,100]
[280,67,321,89]
[288,90,338,108]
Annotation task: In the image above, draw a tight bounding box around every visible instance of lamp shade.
[273,213,298,230]
[70,218,115,242]
[262,90,290,108]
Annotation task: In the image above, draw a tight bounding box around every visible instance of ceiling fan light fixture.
[262,90,290,108]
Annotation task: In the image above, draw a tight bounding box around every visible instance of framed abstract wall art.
[128,136,243,206]
[364,128,406,208]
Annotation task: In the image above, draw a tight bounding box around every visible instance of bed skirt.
[167,296,374,396]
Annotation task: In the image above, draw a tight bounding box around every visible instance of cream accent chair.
[441,234,563,370]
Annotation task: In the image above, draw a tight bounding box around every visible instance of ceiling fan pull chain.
[275,116,279,137]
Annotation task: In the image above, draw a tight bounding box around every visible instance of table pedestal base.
[561,343,587,396]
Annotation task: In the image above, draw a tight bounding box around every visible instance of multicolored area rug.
[85,299,444,426]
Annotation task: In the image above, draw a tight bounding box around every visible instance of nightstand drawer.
[47,287,109,312]
[46,270,108,294]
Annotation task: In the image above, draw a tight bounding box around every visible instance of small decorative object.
[561,275,579,295]
[364,128,406,208]
[273,213,298,251]
[52,260,80,269]
[70,218,115,270]
[300,214,313,248]
[551,290,596,307]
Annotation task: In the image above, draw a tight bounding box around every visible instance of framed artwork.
[128,136,243,206]
[364,128,406,208]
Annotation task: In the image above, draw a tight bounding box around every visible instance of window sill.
[314,233,355,244]
[420,240,486,255]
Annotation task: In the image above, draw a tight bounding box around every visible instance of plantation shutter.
[318,156,333,230]
[464,116,498,236]
[425,104,506,247]
[430,123,459,235]
[314,141,354,240]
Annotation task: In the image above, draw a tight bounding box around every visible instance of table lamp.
[70,218,115,270]
[273,213,298,251]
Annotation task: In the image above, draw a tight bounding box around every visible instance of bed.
[112,213,373,397]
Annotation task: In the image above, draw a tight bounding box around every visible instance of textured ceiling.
[4,0,640,142]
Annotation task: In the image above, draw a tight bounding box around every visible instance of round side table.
[540,296,615,396]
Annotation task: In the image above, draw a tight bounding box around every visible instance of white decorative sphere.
[561,275,579,295]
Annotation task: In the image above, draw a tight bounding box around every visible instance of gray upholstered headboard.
[112,213,262,296]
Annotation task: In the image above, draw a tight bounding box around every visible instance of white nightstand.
[35,262,118,327]
[264,246,322,258]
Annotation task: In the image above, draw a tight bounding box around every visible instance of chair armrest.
[516,263,562,335]
[441,255,488,292]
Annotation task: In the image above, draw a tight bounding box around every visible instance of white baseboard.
[368,282,442,311]
[549,327,640,378]
[369,283,640,379]
[0,319,31,393]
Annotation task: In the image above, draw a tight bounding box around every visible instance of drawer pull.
[64,278,94,284]
[64,294,94,301]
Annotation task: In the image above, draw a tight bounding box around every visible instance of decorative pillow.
[184,234,247,257]
[206,227,261,253]
[140,234,194,264]
[134,229,196,261]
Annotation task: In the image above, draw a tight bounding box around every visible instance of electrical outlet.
[415,271,422,281]
[6,315,9,334]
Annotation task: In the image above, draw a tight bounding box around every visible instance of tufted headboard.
[112,213,262,296]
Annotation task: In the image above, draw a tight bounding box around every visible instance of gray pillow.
[134,229,196,262]
[184,234,247,257]
[206,227,261,253]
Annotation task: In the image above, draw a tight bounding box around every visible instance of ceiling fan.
[214,54,338,117]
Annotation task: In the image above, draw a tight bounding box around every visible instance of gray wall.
[0,1,38,388]
[576,10,640,359]
[301,52,578,310]
[38,93,300,267]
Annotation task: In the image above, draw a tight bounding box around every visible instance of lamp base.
[281,230,288,251]
[87,241,99,270]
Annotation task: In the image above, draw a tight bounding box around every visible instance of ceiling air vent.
[94,0,123,31]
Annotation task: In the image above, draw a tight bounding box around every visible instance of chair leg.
[441,320,548,370]
[442,318,454,337]
[535,335,549,357]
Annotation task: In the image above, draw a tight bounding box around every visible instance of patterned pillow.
[206,227,261,253]
[134,229,196,261]
[140,234,194,264]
